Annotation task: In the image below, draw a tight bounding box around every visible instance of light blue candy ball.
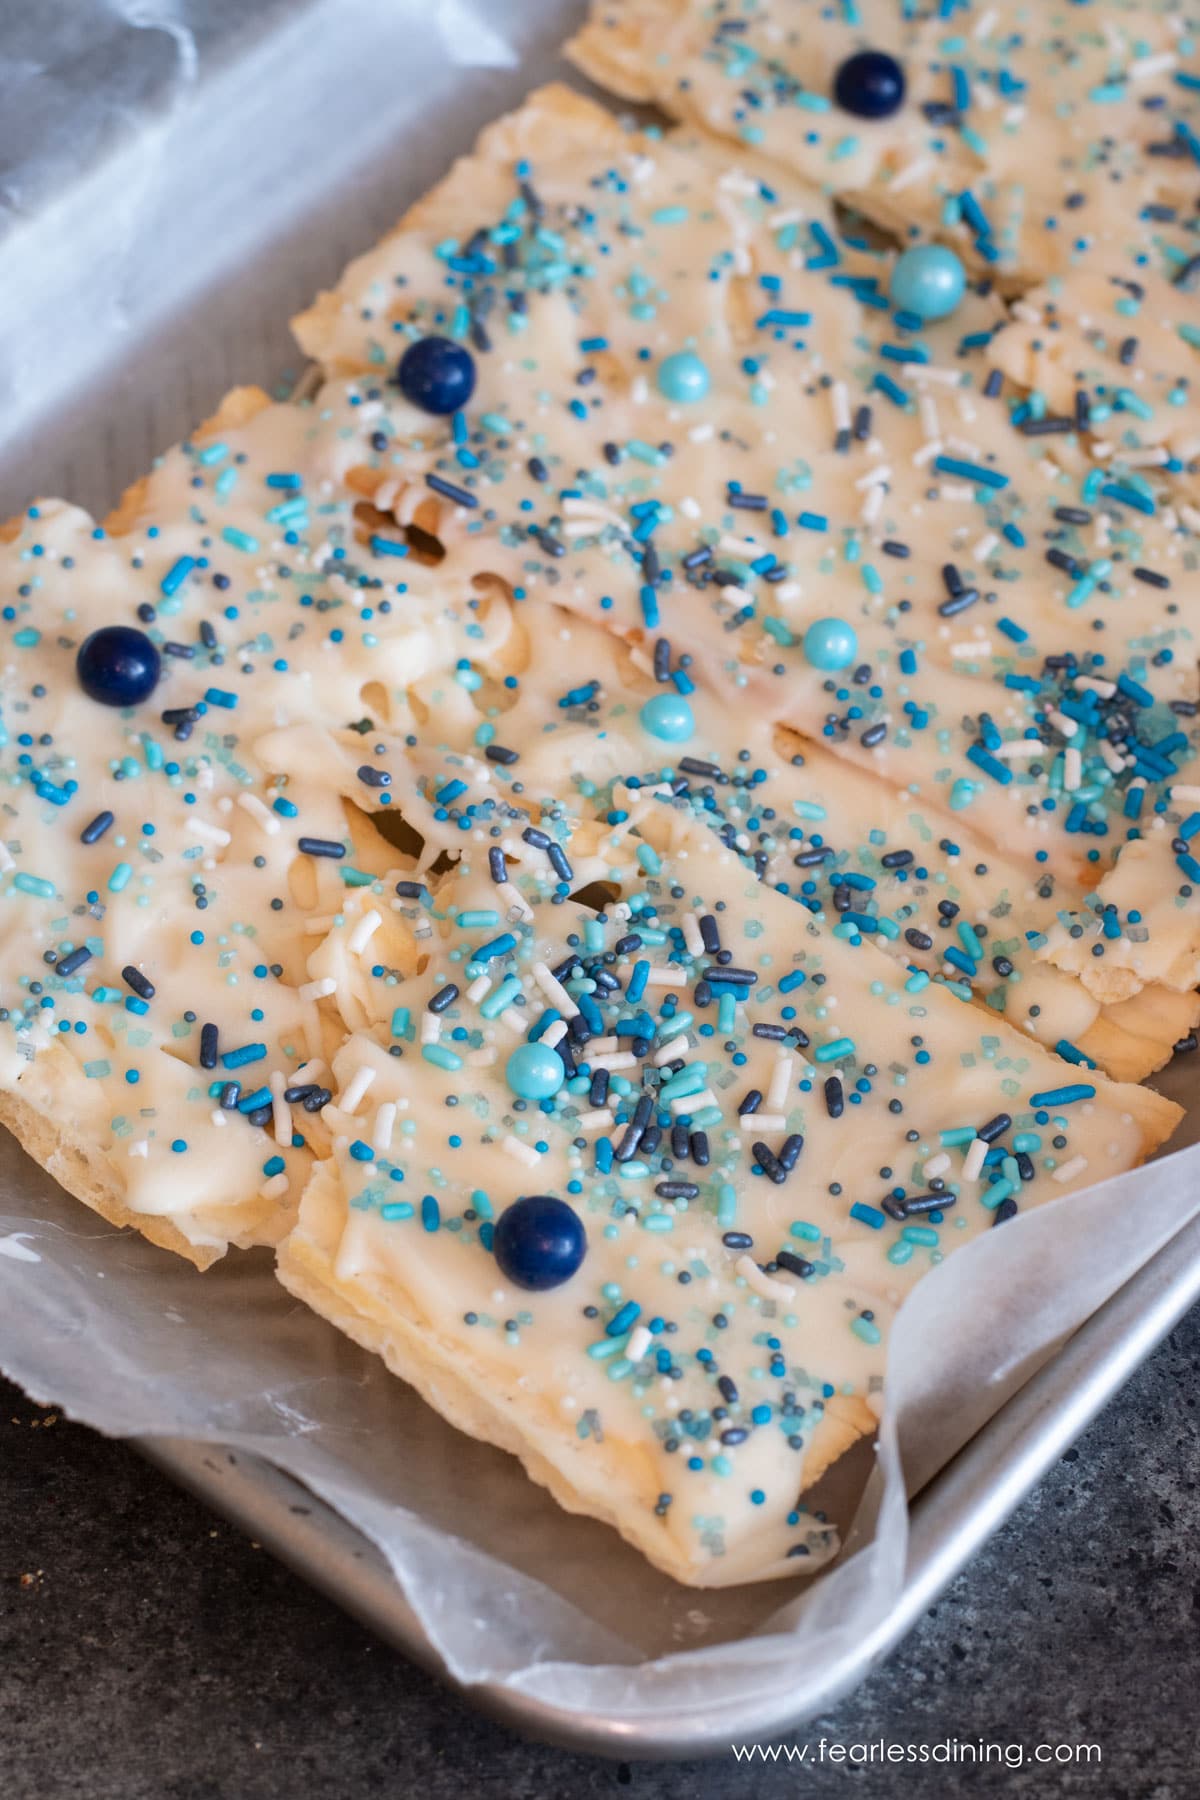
[890,244,966,321]
[656,351,711,404]
[803,617,858,671]
[640,692,695,742]
[506,1041,565,1101]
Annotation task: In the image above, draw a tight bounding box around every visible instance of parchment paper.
[0,0,1198,1728]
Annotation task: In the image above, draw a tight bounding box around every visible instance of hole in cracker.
[360,802,425,864]
[426,846,460,881]
[403,521,445,566]
[569,878,622,913]
[351,495,446,567]
[360,681,390,727]
[343,801,422,877]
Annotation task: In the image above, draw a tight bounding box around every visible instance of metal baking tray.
[4,0,1200,1761]
[139,1199,1200,1757]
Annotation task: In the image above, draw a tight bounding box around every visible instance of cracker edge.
[565,0,689,102]
[277,1169,874,1589]
[291,84,629,373]
[0,383,290,1268]
[0,1085,226,1270]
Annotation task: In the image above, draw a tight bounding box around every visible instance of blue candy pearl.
[656,351,710,404]
[493,1193,587,1291]
[890,244,966,322]
[396,335,477,415]
[76,626,161,707]
[506,1040,565,1100]
[803,617,858,671]
[834,50,906,119]
[640,692,695,742]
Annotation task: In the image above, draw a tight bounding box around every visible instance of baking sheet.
[0,0,1198,1749]
[137,1189,1200,1756]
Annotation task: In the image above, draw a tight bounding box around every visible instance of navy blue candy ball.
[493,1193,587,1291]
[396,335,477,415]
[834,50,906,119]
[76,625,161,707]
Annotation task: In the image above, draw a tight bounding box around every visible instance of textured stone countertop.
[3,1305,1197,1800]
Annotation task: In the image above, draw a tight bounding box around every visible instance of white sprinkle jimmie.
[533,960,579,1017]
[501,1135,540,1169]
[299,977,337,1001]
[341,1064,376,1114]
[237,792,281,835]
[372,1101,396,1152]
[735,1255,794,1301]
[961,1137,989,1183]
[347,909,382,954]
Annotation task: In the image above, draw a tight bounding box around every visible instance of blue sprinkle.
[849,1202,885,1229]
[934,455,1009,490]
[607,1300,641,1336]
[160,556,196,597]
[1028,1084,1095,1107]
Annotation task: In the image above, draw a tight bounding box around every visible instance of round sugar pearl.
[76,626,161,707]
[396,336,476,414]
[834,50,906,119]
[493,1194,587,1290]
[506,1040,565,1100]
[640,693,695,742]
[656,351,710,404]
[803,617,858,671]
[890,244,966,322]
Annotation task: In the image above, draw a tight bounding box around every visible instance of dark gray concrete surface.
[3,1305,1197,1800]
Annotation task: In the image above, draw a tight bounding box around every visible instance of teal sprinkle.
[934,455,1009,490]
[12,873,55,898]
[981,1179,1015,1210]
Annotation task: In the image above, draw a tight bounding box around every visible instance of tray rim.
[137,1201,1200,1762]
